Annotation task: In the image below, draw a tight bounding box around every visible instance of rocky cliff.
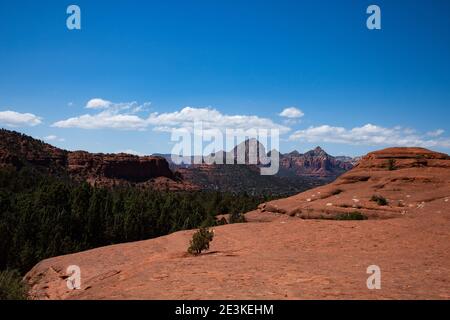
[67,151,174,183]
[0,129,182,189]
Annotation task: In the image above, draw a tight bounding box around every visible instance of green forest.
[0,167,276,275]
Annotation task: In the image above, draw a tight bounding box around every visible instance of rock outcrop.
[0,129,184,189]
[24,147,450,300]
[278,147,353,177]
[0,129,68,171]
[259,147,450,219]
[67,152,174,183]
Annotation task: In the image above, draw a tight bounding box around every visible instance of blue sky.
[0,0,449,156]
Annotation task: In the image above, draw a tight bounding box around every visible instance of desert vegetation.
[0,270,27,300]
[371,195,388,206]
[334,212,368,220]
[229,211,247,224]
[388,159,397,171]
[0,167,276,275]
[187,227,214,255]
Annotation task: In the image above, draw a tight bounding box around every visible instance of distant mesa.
[67,151,174,183]
[162,139,356,178]
[157,139,357,194]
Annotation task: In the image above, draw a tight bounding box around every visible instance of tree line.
[0,167,275,274]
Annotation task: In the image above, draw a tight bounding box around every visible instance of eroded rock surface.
[25,147,450,300]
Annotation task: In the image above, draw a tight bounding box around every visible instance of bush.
[387,159,396,171]
[0,270,27,300]
[188,227,214,255]
[371,195,388,206]
[229,212,247,224]
[216,217,228,225]
[335,212,368,220]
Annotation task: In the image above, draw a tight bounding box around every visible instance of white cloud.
[43,135,65,142]
[289,123,450,149]
[0,110,42,127]
[279,107,304,119]
[85,98,112,109]
[282,118,299,126]
[53,99,151,130]
[427,129,444,137]
[53,113,149,130]
[85,99,149,113]
[53,100,290,133]
[149,107,291,134]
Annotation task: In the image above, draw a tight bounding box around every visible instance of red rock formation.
[357,147,450,170]
[259,147,450,219]
[0,129,67,171]
[67,152,174,183]
[25,147,450,300]
[0,129,184,189]
[278,147,353,177]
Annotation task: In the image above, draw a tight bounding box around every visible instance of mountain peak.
[314,146,324,152]
[304,146,328,157]
[234,138,265,149]
[288,150,301,156]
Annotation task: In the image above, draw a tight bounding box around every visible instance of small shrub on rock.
[217,217,228,225]
[188,227,214,255]
[387,159,397,171]
[229,212,247,224]
[371,195,388,206]
[335,212,368,220]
